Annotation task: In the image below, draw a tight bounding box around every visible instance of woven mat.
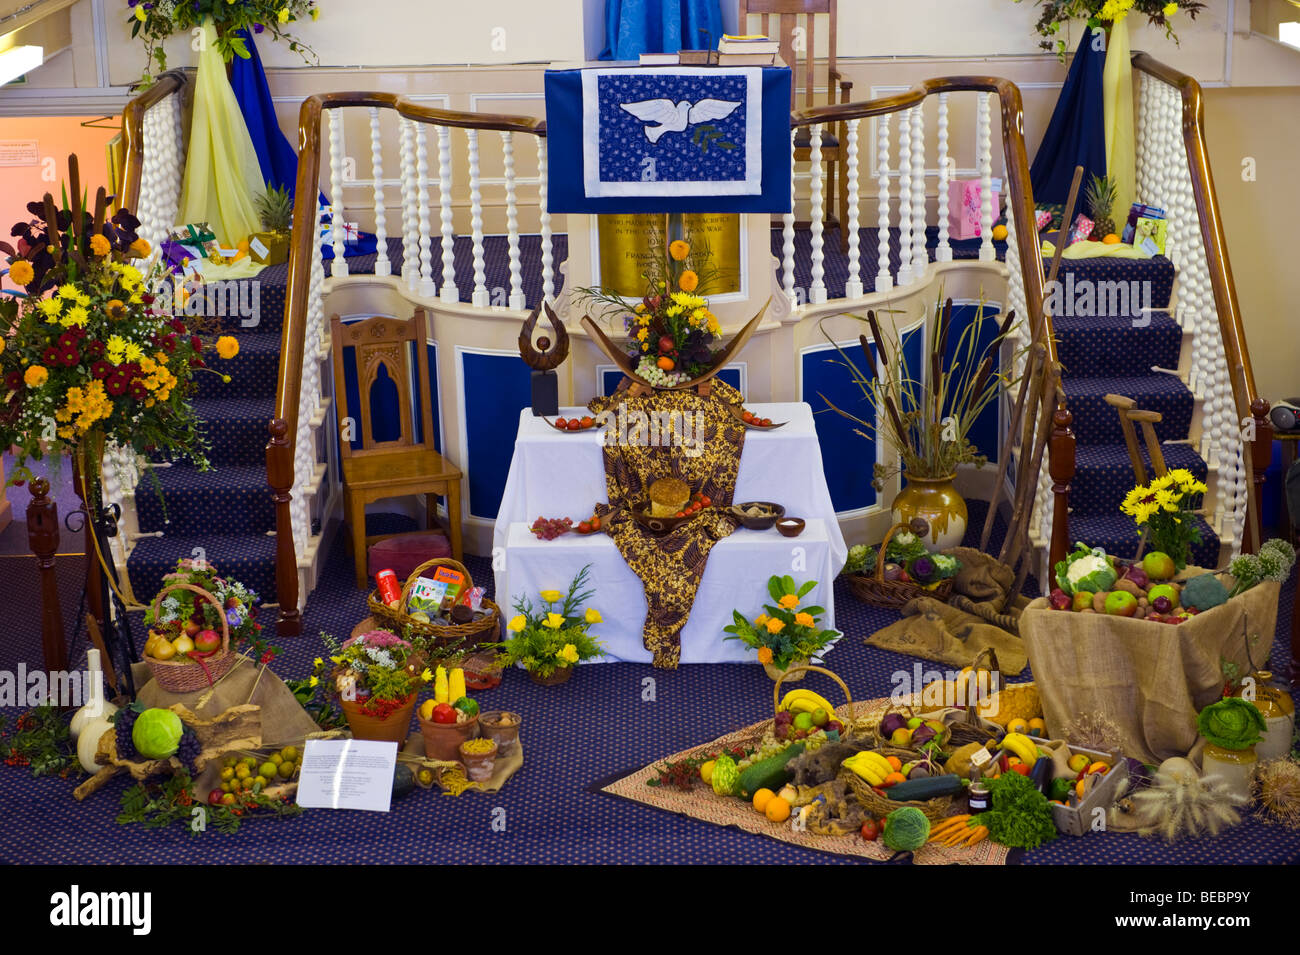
[603,694,1010,864]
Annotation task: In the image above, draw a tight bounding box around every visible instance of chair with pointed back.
[738,0,852,250]
[331,308,463,587]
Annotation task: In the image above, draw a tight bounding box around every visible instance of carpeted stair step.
[1064,511,1221,568]
[1060,374,1194,446]
[1069,442,1210,516]
[192,395,276,466]
[195,331,283,400]
[1053,310,1182,379]
[1040,254,1175,310]
[127,531,279,605]
[135,462,274,535]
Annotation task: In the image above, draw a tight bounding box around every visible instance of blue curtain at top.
[1029,28,1108,208]
[600,0,724,60]
[229,28,301,196]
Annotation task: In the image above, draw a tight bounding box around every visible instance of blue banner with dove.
[545,64,792,213]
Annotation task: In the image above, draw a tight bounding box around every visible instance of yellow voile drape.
[1102,17,1136,226]
[178,19,265,249]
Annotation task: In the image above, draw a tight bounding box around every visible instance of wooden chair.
[740,0,853,250]
[331,309,463,587]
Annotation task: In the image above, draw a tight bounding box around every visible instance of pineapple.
[1084,173,1118,240]
[254,183,294,233]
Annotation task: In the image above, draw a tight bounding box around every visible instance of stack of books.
[637,35,781,67]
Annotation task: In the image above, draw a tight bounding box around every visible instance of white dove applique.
[618,97,742,143]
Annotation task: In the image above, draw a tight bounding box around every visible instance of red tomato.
[432,703,457,724]
[555,418,568,428]
[567,419,582,431]
[580,416,594,428]
[1011,762,1032,777]
[674,511,686,518]
[742,411,754,423]
[860,818,881,841]
[700,495,711,507]
[578,521,591,534]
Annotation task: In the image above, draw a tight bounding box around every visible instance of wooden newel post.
[1247,397,1272,554]
[267,417,302,636]
[26,478,69,674]
[1048,405,1075,571]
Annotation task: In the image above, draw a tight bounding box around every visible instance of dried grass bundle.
[1253,758,1300,831]
[1123,771,1246,843]
[1062,711,1127,755]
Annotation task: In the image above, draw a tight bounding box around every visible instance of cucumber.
[885,773,966,801]
[735,743,805,798]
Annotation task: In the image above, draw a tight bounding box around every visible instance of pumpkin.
[76,717,114,773]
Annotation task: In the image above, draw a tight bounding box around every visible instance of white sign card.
[295,738,399,812]
[0,140,39,166]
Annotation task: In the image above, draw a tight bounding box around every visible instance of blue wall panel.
[942,303,1001,466]
[462,351,532,519]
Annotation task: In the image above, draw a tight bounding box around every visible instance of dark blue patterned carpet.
[3,497,1297,865]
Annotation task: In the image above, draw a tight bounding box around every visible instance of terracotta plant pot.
[891,472,968,551]
[419,713,479,761]
[479,710,522,755]
[763,657,808,682]
[459,738,499,782]
[340,695,416,744]
[529,665,573,686]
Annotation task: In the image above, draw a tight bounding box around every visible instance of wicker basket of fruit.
[368,557,501,650]
[143,582,238,693]
[870,702,953,753]
[844,520,954,610]
[769,665,862,738]
[839,756,960,824]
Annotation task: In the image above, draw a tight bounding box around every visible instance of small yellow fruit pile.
[216,746,299,803]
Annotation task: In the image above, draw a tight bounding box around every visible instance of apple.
[1049,588,1072,610]
[208,789,224,806]
[889,727,912,747]
[193,629,221,654]
[906,716,924,730]
[1142,551,1177,581]
[1067,753,1090,773]
[811,708,829,727]
[183,620,201,637]
[657,335,675,354]
[1104,590,1138,617]
[825,720,844,735]
[1147,583,1179,610]
[1072,590,1094,612]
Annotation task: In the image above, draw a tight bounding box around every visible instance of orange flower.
[129,238,152,258]
[668,239,690,261]
[8,260,34,286]
[765,617,785,634]
[778,594,799,610]
[24,365,48,388]
[89,234,111,256]
[678,269,699,293]
[215,335,240,360]
[756,646,773,664]
[105,299,128,321]
[794,612,815,628]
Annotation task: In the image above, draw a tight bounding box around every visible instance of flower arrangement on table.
[1018,0,1205,55]
[501,564,606,682]
[321,629,432,720]
[1119,468,1207,571]
[724,575,839,675]
[142,558,272,664]
[573,231,731,388]
[1,170,235,492]
[128,0,320,84]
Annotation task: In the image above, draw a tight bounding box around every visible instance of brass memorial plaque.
[595,212,742,298]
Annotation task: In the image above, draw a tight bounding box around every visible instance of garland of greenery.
[0,707,82,779]
[117,770,302,834]
[1018,0,1206,57]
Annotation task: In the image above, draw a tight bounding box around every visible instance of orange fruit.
[885,755,902,772]
[1102,233,1121,244]
[991,223,1008,241]
[882,771,906,787]
[657,356,675,371]
[752,788,775,813]
[1086,761,1110,775]
[1028,717,1048,736]
[764,796,791,823]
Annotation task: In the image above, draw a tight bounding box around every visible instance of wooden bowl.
[776,517,805,538]
[728,404,787,430]
[632,508,696,535]
[729,502,785,530]
[545,415,598,433]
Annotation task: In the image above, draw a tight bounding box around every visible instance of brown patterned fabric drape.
[588,381,747,668]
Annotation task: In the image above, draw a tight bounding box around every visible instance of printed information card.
[295,738,399,812]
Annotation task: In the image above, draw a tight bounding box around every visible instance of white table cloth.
[501,519,840,664]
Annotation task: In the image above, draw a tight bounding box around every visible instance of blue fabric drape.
[1030,28,1108,207]
[229,28,301,196]
[600,0,724,60]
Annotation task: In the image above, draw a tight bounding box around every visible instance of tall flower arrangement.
[128,0,320,84]
[501,565,605,679]
[0,161,231,490]
[1119,468,1206,570]
[1018,0,1205,55]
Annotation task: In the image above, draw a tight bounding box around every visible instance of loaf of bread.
[648,477,690,517]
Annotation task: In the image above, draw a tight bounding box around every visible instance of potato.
[1091,591,1109,613]
[1114,578,1144,597]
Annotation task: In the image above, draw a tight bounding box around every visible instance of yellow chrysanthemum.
[215,335,240,360]
[543,612,565,629]
[540,589,562,603]
[794,611,815,628]
[37,298,62,320]
[778,593,799,610]
[313,657,323,668]
[74,293,90,307]
[754,613,768,627]
[420,667,433,683]
[678,269,699,293]
[89,234,111,256]
[636,327,649,341]
[1163,2,1178,15]
[584,607,602,624]
[765,617,786,634]
[61,305,89,328]
[668,239,690,261]
[508,614,527,632]
[57,283,79,300]
[8,260,33,285]
[308,675,319,687]
[123,342,144,363]
[665,304,684,318]
[278,7,290,22]
[24,365,48,387]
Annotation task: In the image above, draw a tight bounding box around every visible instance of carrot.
[926,814,971,842]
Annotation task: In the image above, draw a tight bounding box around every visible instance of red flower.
[170,319,186,333]
[59,349,79,366]
[141,293,155,305]
[58,332,77,350]
[128,380,148,401]
[191,336,202,351]
[4,370,21,390]
[193,359,205,368]
[259,650,275,665]
[84,339,104,358]
[42,346,60,365]
[105,372,129,397]
[162,336,176,353]
[90,360,112,379]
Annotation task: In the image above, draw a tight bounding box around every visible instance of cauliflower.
[1054,542,1118,595]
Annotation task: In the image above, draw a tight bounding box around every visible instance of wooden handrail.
[118,70,189,212]
[269,95,548,633]
[1130,52,1270,552]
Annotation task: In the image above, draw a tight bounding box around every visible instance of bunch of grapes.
[530,516,572,540]
[634,356,688,387]
[736,730,796,772]
[113,707,140,758]
[176,730,201,774]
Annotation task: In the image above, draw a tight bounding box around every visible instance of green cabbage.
[1054,542,1117,595]
[131,708,183,760]
[883,806,931,851]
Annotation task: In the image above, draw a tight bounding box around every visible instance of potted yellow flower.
[501,565,605,685]
[725,576,840,681]
[1119,467,1207,570]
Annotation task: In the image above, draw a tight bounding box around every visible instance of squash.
[977,684,1042,728]
[885,774,966,801]
[735,743,805,799]
[76,717,114,773]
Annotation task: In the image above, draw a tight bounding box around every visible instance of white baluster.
[328,107,348,277]
[437,125,458,304]
[466,129,489,307]
[876,112,892,291]
[537,136,554,303]
[936,92,952,262]
[911,102,928,276]
[977,92,995,262]
[808,123,826,305]
[368,107,390,277]
[399,117,419,291]
[897,107,914,286]
[782,127,796,300]
[415,124,435,298]
[501,131,525,310]
[844,118,863,299]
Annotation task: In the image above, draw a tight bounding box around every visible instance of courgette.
[885,773,966,801]
[735,743,806,798]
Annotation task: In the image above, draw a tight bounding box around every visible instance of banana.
[857,751,894,777]
[779,688,836,715]
[999,732,1039,765]
[842,754,885,786]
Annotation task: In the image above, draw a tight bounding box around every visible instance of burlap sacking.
[866,597,1030,675]
[1019,578,1279,765]
[950,546,1017,603]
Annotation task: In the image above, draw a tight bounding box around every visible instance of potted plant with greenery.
[501,565,605,685]
[322,630,431,743]
[724,576,840,681]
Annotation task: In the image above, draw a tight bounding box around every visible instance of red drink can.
[375,568,401,606]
